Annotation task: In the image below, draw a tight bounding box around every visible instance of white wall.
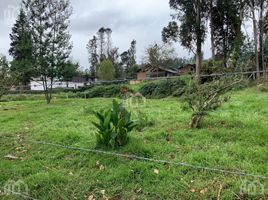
[30,81,85,91]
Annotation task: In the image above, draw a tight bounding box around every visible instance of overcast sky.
[0,0,213,69]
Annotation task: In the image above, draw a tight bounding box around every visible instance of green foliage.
[9,8,34,85]
[79,85,132,98]
[1,90,268,199]
[126,64,140,79]
[92,100,136,148]
[211,0,244,67]
[98,60,115,81]
[134,110,154,132]
[183,77,240,128]
[139,79,186,98]
[0,56,13,99]
[163,0,208,51]
[58,61,79,82]
[139,82,158,97]
[23,0,72,104]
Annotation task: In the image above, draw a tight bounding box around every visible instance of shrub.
[183,77,241,128]
[139,82,158,98]
[92,100,136,148]
[139,78,186,98]
[79,85,132,99]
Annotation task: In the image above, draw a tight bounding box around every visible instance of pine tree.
[9,8,34,86]
[23,0,72,104]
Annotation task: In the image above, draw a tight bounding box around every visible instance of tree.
[97,27,107,62]
[144,43,177,67]
[264,35,268,65]
[108,47,123,79]
[245,0,268,78]
[162,0,209,82]
[210,0,245,68]
[247,0,260,79]
[127,64,140,79]
[87,35,99,77]
[120,40,137,74]
[128,40,137,68]
[23,0,73,104]
[98,60,115,81]
[184,77,241,128]
[58,60,79,85]
[87,27,124,79]
[106,28,113,58]
[0,55,13,98]
[9,8,34,86]
[259,0,268,72]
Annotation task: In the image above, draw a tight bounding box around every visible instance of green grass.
[0,87,267,199]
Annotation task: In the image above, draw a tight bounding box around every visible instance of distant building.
[136,64,196,80]
[179,64,195,75]
[137,66,179,80]
[30,76,91,91]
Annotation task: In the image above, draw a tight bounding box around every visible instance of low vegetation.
[183,77,242,128]
[139,78,186,98]
[78,85,132,99]
[0,87,267,199]
[92,100,136,148]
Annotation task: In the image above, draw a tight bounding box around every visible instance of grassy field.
[0,87,267,199]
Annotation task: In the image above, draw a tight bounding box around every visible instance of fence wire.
[2,70,268,93]
[1,136,267,180]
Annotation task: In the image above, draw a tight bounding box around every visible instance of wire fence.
[1,136,268,180]
[2,70,268,94]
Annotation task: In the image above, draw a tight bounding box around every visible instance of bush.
[92,100,136,148]
[183,77,241,128]
[139,82,158,98]
[79,85,132,99]
[139,78,186,98]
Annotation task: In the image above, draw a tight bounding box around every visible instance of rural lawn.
[0,88,267,199]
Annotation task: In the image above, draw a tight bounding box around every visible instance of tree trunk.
[190,115,203,129]
[210,0,215,59]
[196,0,202,83]
[259,0,264,73]
[211,26,215,59]
[252,7,260,79]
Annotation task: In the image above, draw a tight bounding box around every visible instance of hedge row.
[78,85,132,98]
[139,79,186,98]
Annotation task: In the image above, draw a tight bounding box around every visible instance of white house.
[30,77,90,91]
